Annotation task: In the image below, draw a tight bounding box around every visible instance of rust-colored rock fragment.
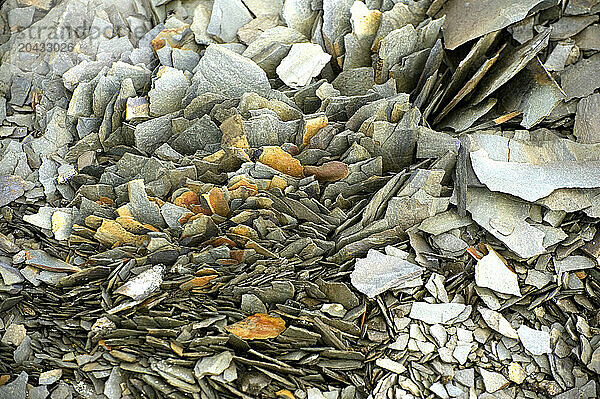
[94,219,147,248]
[116,216,159,234]
[302,114,328,145]
[179,275,217,291]
[258,146,304,178]
[303,161,349,182]
[151,26,190,51]
[203,187,230,217]
[174,191,200,209]
[225,313,286,340]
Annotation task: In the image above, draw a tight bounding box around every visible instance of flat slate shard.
[560,53,600,100]
[149,68,190,116]
[471,28,551,105]
[468,132,600,202]
[475,247,521,296]
[466,187,546,258]
[207,0,253,42]
[113,265,164,301]
[276,43,332,88]
[478,307,519,339]
[409,302,472,325]
[194,352,233,379]
[192,44,271,98]
[0,371,28,399]
[0,175,29,206]
[350,248,423,298]
[134,113,176,154]
[25,250,81,273]
[442,0,551,50]
[498,58,565,129]
[517,325,551,355]
[574,93,600,143]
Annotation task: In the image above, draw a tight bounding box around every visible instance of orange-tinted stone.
[174,191,200,209]
[276,389,296,399]
[258,146,303,178]
[204,187,230,217]
[94,220,147,248]
[179,275,217,291]
[302,115,328,145]
[267,175,288,190]
[151,26,189,51]
[96,196,115,206]
[225,313,286,340]
[116,216,159,234]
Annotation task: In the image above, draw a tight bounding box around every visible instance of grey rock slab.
[38,369,62,385]
[561,53,600,100]
[322,0,353,58]
[350,248,423,298]
[479,368,509,393]
[207,0,253,42]
[375,357,406,374]
[191,1,216,45]
[1,323,27,346]
[517,325,551,355]
[0,263,24,285]
[160,202,192,229]
[193,44,271,98]
[172,49,200,72]
[283,0,318,38]
[134,112,176,154]
[466,187,545,258]
[8,6,35,31]
[0,175,30,206]
[418,209,471,236]
[497,57,565,129]
[128,179,165,227]
[554,255,595,279]
[27,386,49,399]
[93,76,120,117]
[0,97,6,125]
[109,61,152,92]
[475,247,521,296]
[10,74,32,107]
[170,114,222,155]
[525,270,552,289]
[442,0,552,50]
[468,132,600,202]
[23,206,54,230]
[194,351,233,379]
[104,367,123,399]
[377,25,418,83]
[544,40,575,72]
[550,15,599,40]
[471,29,551,105]
[276,43,332,88]
[241,293,267,314]
[68,81,95,118]
[149,68,190,116]
[332,67,374,96]
[0,371,28,399]
[574,93,600,144]
[14,335,32,364]
[409,302,471,325]
[574,24,600,51]
[478,307,518,339]
[589,347,600,373]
